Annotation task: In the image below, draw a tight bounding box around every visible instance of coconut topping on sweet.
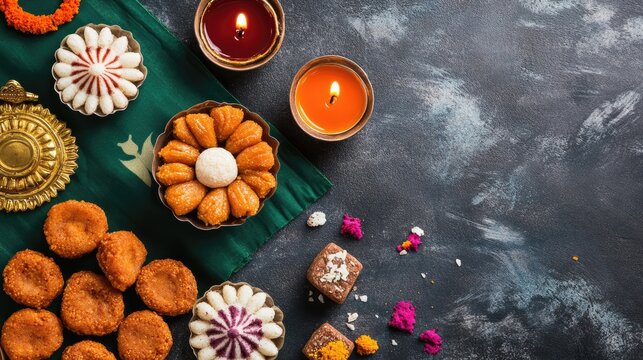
[319,250,349,283]
[195,148,238,188]
[190,284,283,360]
[54,26,144,115]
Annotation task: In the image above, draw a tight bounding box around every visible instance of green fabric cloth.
[0,0,331,353]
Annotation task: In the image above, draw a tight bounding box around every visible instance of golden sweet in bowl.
[152,101,280,230]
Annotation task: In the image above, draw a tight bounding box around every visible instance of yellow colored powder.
[309,340,350,360]
[355,335,379,355]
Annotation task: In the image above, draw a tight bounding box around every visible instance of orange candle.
[294,64,368,135]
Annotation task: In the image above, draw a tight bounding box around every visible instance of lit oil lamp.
[329,81,339,105]
[290,56,374,141]
[195,0,285,71]
[235,13,247,39]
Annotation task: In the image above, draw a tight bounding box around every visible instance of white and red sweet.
[53,26,145,116]
[190,284,284,360]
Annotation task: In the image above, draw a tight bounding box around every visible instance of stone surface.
[140,0,643,358]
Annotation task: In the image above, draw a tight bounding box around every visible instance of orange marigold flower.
[0,0,81,35]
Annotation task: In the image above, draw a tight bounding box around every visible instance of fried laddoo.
[164,180,207,216]
[210,104,243,142]
[158,140,199,166]
[117,310,173,360]
[197,188,230,226]
[61,271,124,335]
[186,113,217,148]
[156,163,194,186]
[172,116,200,149]
[227,179,260,218]
[97,231,147,291]
[43,200,108,258]
[2,249,63,309]
[62,340,117,360]
[235,141,275,172]
[1,309,63,360]
[225,120,262,155]
[240,170,277,198]
[135,259,197,316]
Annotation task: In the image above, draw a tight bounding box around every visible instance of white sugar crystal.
[346,323,355,331]
[456,258,462,267]
[421,273,427,278]
[392,340,398,346]
[375,314,380,318]
[354,294,359,300]
[399,250,408,256]
[307,211,327,227]
[308,297,314,303]
[308,290,313,296]
[318,294,325,304]
[411,226,425,236]
[359,295,368,302]
[347,313,358,322]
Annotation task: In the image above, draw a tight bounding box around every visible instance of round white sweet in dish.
[195,148,238,188]
[190,284,284,360]
[54,26,144,116]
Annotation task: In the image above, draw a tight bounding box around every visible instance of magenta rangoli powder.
[388,300,416,334]
[419,329,443,355]
[341,213,363,240]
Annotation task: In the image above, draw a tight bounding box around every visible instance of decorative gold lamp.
[0,80,78,212]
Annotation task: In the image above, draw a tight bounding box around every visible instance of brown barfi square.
[303,322,354,359]
[307,242,362,304]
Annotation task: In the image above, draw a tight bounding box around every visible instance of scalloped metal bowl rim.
[152,101,281,230]
[51,23,148,117]
[188,281,286,360]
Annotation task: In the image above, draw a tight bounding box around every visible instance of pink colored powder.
[419,329,442,355]
[388,300,416,334]
[396,233,422,252]
[341,214,363,240]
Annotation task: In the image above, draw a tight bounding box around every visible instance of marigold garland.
[0,0,80,34]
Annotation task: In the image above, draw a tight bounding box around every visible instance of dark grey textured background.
[140,0,643,359]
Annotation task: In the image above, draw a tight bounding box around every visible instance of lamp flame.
[329,81,340,104]
[236,13,248,31]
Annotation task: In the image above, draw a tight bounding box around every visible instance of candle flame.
[236,13,248,31]
[330,81,340,98]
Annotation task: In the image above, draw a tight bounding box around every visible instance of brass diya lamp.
[0,80,78,212]
[194,0,285,71]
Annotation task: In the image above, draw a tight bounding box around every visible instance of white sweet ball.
[195,148,238,188]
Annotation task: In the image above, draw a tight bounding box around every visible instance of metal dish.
[0,80,78,212]
[189,281,285,360]
[152,101,280,230]
[52,23,148,117]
